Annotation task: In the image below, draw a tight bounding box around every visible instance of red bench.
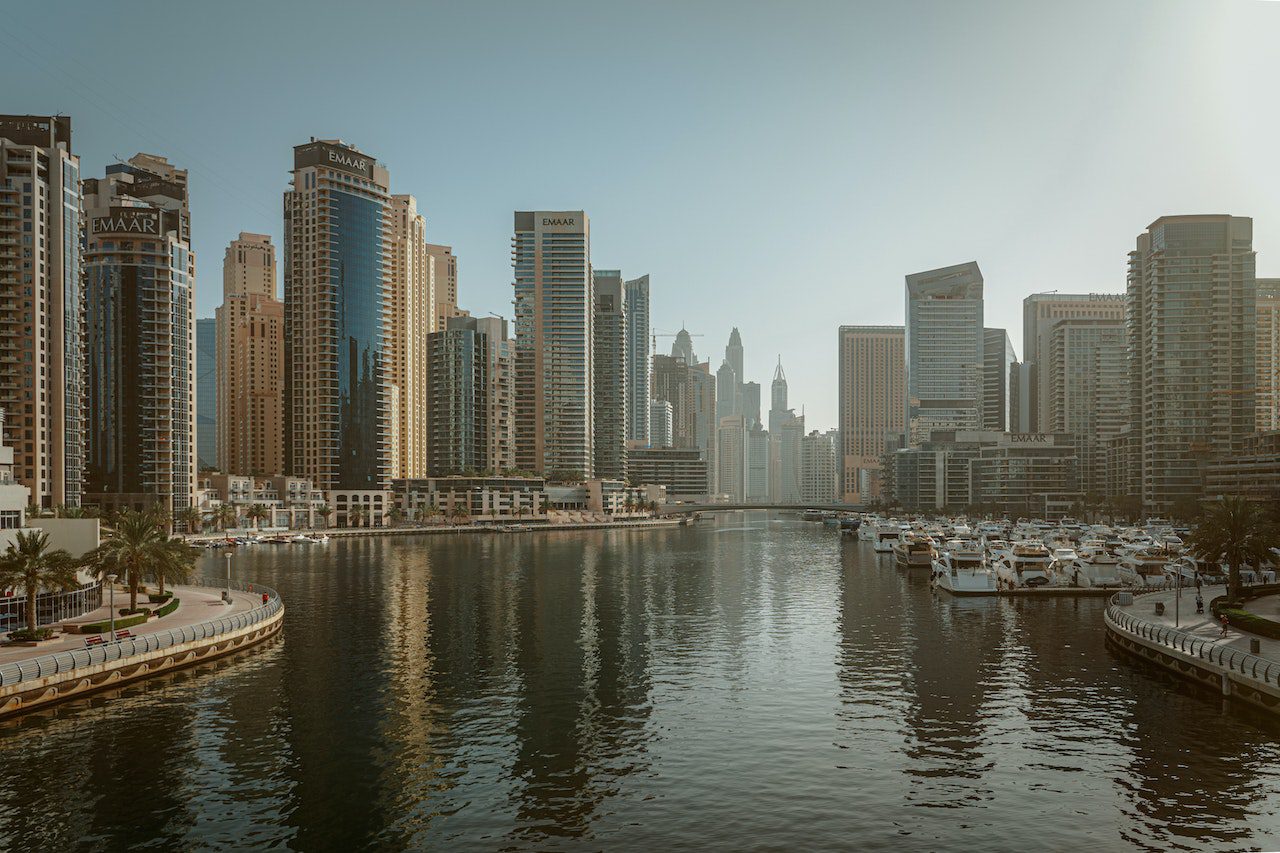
[114,629,134,642]
[84,635,105,648]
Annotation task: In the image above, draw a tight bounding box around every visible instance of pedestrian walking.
[1195,594,1204,615]
[1220,614,1230,638]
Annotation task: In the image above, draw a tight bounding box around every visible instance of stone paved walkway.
[1125,583,1280,664]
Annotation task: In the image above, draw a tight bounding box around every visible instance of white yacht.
[873,521,903,553]
[1046,546,1081,586]
[1117,547,1171,587]
[1072,539,1122,587]
[995,541,1053,588]
[932,539,997,595]
[893,531,935,568]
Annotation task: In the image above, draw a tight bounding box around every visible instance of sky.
[5,0,1280,429]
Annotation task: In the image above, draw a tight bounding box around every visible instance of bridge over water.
[661,503,865,515]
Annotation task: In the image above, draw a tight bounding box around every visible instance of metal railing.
[1106,595,1280,688]
[1,582,103,628]
[0,578,282,689]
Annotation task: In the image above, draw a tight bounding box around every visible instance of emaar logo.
[542,217,576,226]
[328,149,368,171]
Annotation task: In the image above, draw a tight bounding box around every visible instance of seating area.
[82,628,134,649]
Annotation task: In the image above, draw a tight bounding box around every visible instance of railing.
[0,582,102,629]
[1106,594,1280,688]
[0,578,282,689]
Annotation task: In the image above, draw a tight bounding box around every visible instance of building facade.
[837,325,904,505]
[83,154,196,514]
[427,243,459,332]
[426,315,512,476]
[1127,215,1256,511]
[800,429,839,504]
[1047,318,1126,497]
[1203,431,1280,501]
[716,414,748,501]
[982,328,1015,431]
[1258,279,1280,432]
[1022,292,1125,432]
[1008,361,1036,434]
[0,115,84,509]
[196,318,217,471]
[626,447,708,500]
[624,274,650,444]
[649,399,673,448]
[592,269,627,481]
[283,139,392,492]
[512,211,593,477]
[746,422,770,502]
[386,195,434,479]
[905,262,984,444]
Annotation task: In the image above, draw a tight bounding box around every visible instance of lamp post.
[106,573,117,640]
[224,550,232,595]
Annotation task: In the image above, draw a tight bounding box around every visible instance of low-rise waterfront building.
[626,447,708,501]
[392,476,547,522]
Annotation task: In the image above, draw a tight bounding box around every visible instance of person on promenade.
[1219,614,1230,638]
[1196,594,1204,615]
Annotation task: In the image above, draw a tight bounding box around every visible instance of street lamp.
[224,550,232,597]
[106,573,117,641]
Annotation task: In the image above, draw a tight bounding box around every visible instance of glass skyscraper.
[905,262,984,445]
[196,317,217,471]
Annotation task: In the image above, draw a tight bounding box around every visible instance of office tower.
[716,414,748,501]
[1128,215,1256,511]
[284,139,392,492]
[905,262,984,444]
[800,429,839,504]
[746,422,770,502]
[690,362,718,492]
[716,359,738,420]
[1022,292,1124,432]
[649,399,673,448]
[777,413,805,503]
[196,318,217,470]
[592,269,627,480]
[386,195,434,479]
[512,211,593,477]
[837,325,904,505]
[671,326,696,365]
[624,274,650,443]
[216,233,283,477]
[427,243,461,331]
[982,328,1015,431]
[1258,279,1280,432]
[425,316,511,475]
[768,357,793,501]
[1048,318,1126,497]
[652,355,697,447]
[0,115,84,509]
[83,153,195,513]
[742,381,761,428]
[1008,361,1037,433]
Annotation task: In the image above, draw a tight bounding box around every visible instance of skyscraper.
[1008,361,1037,434]
[216,233,283,477]
[1021,293,1125,432]
[905,262,984,444]
[716,414,748,501]
[768,357,792,501]
[386,195,434,479]
[1128,215,1256,510]
[0,115,84,508]
[837,325,904,505]
[671,326,696,365]
[196,318,217,471]
[777,413,805,503]
[746,422,770,502]
[427,243,460,331]
[982,328,1015,431]
[1048,318,1126,498]
[284,139,391,492]
[800,429,839,504]
[512,211,592,477]
[624,274,650,444]
[716,359,738,420]
[1258,279,1280,432]
[649,399,673,449]
[726,327,744,391]
[592,269,627,480]
[84,153,196,513]
[742,382,761,428]
[425,315,511,475]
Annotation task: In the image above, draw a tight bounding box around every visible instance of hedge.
[156,598,180,618]
[79,611,148,635]
[147,592,173,604]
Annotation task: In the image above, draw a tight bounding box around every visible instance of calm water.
[2,515,1278,851]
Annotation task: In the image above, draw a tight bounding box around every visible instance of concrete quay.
[1104,584,1280,714]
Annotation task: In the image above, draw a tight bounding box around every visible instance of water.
[2,515,1278,851]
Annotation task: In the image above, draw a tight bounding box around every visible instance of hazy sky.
[6,0,1279,428]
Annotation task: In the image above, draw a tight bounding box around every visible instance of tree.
[1170,494,1204,525]
[452,504,471,525]
[0,530,79,635]
[348,506,365,528]
[83,508,167,613]
[1186,496,1278,603]
[1113,494,1143,524]
[623,494,635,516]
[315,504,333,528]
[213,503,237,531]
[177,506,204,534]
[389,507,405,526]
[247,504,269,530]
[150,538,198,597]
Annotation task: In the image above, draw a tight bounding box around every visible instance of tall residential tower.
[905,262,984,444]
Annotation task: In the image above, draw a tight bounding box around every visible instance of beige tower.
[427,243,462,331]
[216,233,284,476]
[1258,279,1280,432]
[386,195,435,478]
[837,326,904,504]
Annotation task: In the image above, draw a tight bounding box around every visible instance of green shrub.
[1220,607,1280,641]
[156,598,180,618]
[147,592,173,604]
[119,608,150,617]
[78,611,149,635]
[5,627,56,642]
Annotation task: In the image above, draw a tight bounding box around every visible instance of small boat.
[932,539,996,595]
[995,541,1052,588]
[873,521,902,553]
[893,531,934,568]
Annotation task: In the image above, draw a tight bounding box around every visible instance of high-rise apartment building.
[746,422,770,502]
[649,399,673,448]
[716,359,738,421]
[512,211,593,477]
[0,115,84,508]
[716,414,748,501]
[768,358,793,502]
[742,382,761,428]
[216,233,283,477]
[196,318,217,471]
[837,325,904,505]
[1258,279,1280,432]
[84,154,196,513]
[386,195,434,479]
[284,139,391,492]
[426,315,511,475]
[671,327,696,365]
[624,274,650,444]
[905,262,984,444]
[1008,361,1036,434]
[1048,318,1126,498]
[1127,215,1256,510]
[800,429,839,504]
[777,413,805,503]
[592,269,626,480]
[427,243,461,332]
[1021,293,1125,431]
[982,328,1015,431]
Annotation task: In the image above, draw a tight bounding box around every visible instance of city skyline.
[7,1,1280,427]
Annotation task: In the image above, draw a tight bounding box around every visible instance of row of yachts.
[856,516,1278,595]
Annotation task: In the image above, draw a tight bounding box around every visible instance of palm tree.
[389,507,405,527]
[315,504,333,528]
[82,508,167,613]
[151,538,198,597]
[177,505,203,534]
[348,506,365,528]
[0,530,79,635]
[1186,496,1278,603]
[623,494,635,517]
[247,504,269,530]
[452,504,471,525]
[213,503,237,531]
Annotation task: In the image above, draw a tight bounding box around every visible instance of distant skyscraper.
[905,262,984,444]
[427,243,460,332]
[624,275,650,444]
[982,328,1015,431]
[742,382,761,428]
[716,359,738,420]
[671,327,696,365]
[746,422,770,502]
[649,399,673,448]
[196,318,217,471]
[0,115,84,508]
[777,413,805,503]
[512,211,593,477]
[690,362,718,493]
[386,195,434,480]
[592,269,627,481]
[1258,279,1280,432]
[837,325,904,505]
[217,233,283,477]
[768,357,793,502]
[284,139,391,492]
[84,153,196,513]
[726,327,744,389]
[1022,293,1125,433]
[1048,318,1126,497]
[716,414,748,501]
[800,429,839,504]
[1128,215,1256,510]
[769,356,788,428]
[1008,361,1037,434]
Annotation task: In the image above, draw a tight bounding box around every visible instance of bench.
[1154,602,1165,616]
[84,635,105,648]
[114,629,134,642]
